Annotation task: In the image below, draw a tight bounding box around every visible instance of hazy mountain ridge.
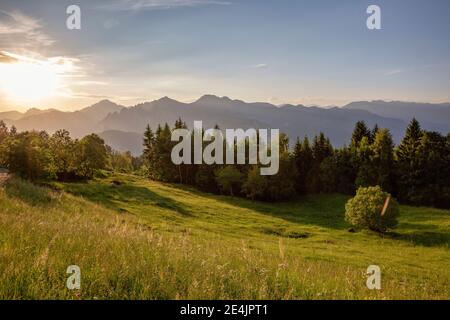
[97,130,143,155]
[0,110,23,121]
[80,100,125,122]
[99,96,271,133]
[1,96,450,155]
[1,100,124,138]
[344,100,450,132]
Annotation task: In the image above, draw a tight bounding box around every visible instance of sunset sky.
[1,0,450,112]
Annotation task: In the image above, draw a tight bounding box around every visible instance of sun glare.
[0,52,75,103]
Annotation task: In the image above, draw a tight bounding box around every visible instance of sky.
[0,0,450,112]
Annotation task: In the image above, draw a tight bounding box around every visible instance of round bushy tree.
[345,186,399,232]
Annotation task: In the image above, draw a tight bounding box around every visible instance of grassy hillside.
[0,174,449,299]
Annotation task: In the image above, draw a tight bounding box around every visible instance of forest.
[1,118,449,208]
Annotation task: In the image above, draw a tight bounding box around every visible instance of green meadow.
[0,173,449,299]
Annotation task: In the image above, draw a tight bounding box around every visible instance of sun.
[0,52,75,103]
[0,61,58,102]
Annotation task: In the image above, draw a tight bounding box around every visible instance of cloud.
[0,10,54,50]
[384,69,405,76]
[0,51,18,64]
[0,51,80,74]
[99,0,231,11]
[69,92,114,99]
[248,63,268,69]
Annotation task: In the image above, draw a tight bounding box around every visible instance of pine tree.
[143,124,156,178]
[370,124,379,144]
[397,118,422,160]
[172,118,189,183]
[371,128,395,192]
[351,121,371,148]
[143,124,155,156]
[293,136,313,194]
[414,131,450,207]
[312,132,333,163]
[174,117,187,129]
[396,118,423,203]
[265,134,298,201]
[307,132,333,193]
[266,155,297,201]
[333,146,356,194]
[155,123,178,182]
[354,136,376,188]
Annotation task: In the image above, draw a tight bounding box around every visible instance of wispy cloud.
[69,92,114,99]
[0,51,18,63]
[384,69,405,76]
[248,63,268,69]
[0,51,80,74]
[100,0,231,11]
[0,10,54,50]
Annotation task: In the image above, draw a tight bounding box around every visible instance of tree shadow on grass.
[385,221,450,248]
[63,181,192,217]
[4,178,54,207]
[385,231,450,247]
[170,184,450,248]
[174,184,351,231]
[221,193,350,230]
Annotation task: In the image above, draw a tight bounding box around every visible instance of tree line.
[0,121,140,181]
[1,117,448,208]
[142,118,450,208]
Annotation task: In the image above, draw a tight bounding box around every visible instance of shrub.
[345,186,399,232]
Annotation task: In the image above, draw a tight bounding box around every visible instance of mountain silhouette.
[345,100,450,132]
[1,96,449,155]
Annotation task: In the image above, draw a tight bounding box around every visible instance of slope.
[0,174,448,299]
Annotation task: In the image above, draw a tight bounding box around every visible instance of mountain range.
[1,96,449,155]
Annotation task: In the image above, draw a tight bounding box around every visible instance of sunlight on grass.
[0,174,449,299]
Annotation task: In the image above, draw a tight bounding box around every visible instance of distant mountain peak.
[155,96,179,103]
[25,107,43,114]
[87,99,120,108]
[100,99,116,104]
[195,94,233,104]
[80,99,125,122]
[23,108,56,117]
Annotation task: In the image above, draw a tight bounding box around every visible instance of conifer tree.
[370,124,379,144]
[293,136,313,194]
[351,121,371,149]
[354,136,376,188]
[307,132,333,193]
[371,128,395,192]
[143,124,156,178]
[414,131,450,207]
[396,118,423,202]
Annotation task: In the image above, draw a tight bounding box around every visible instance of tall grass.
[0,176,449,299]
